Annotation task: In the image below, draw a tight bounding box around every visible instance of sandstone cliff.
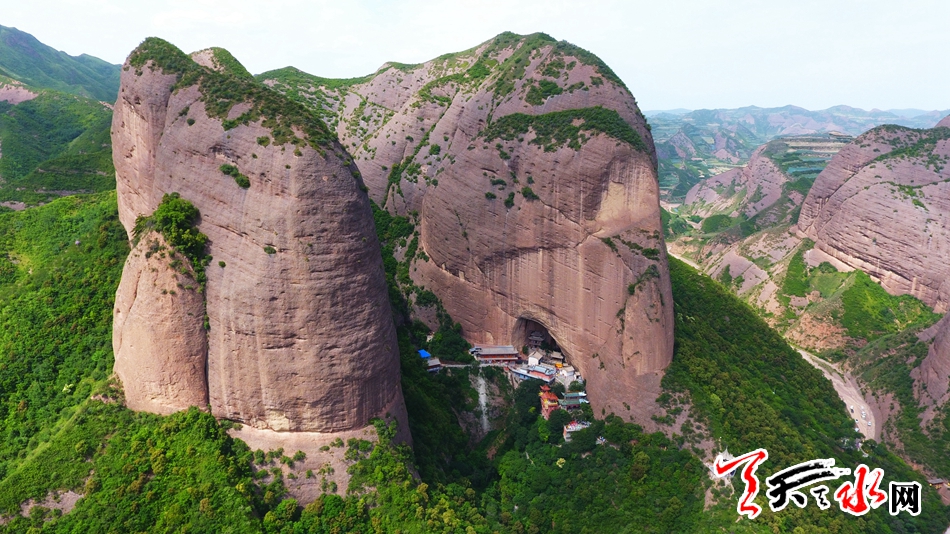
[263,32,673,422]
[113,232,209,414]
[112,38,407,434]
[913,313,950,425]
[798,124,950,312]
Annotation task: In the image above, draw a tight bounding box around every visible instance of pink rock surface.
[799,126,950,312]
[912,314,950,426]
[0,82,36,105]
[112,44,407,434]
[685,144,788,219]
[263,34,672,422]
[283,34,673,422]
[113,233,209,414]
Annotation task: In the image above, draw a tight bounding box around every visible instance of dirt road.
[797,349,878,441]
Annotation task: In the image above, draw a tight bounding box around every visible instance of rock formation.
[113,233,209,414]
[0,79,36,105]
[798,123,950,312]
[112,38,407,434]
[913,314,950,425]
[262,32,673,421]
[685,143,789,220]
[683,135,852,226]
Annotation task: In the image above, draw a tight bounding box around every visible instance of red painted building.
[539,385,560,420]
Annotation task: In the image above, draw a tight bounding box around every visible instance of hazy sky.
[4,0,948,111]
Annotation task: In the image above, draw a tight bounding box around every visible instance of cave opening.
[510,317,587,415]
[512,318,562,357]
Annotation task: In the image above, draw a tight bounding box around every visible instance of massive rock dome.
[111,39,407,434]
[262,32,673,421]
[798,122,950,312]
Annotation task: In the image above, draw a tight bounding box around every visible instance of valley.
[0,20,947,534]
[667,115,950,505]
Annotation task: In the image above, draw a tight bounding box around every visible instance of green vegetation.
[257,66,373,93]
[0,196,947,531]
[255,66,374,128]
[132,192,210,290]
[856,331,950,478]
[620,238,661,261]
[504,192,515,208]
[840,270,941,340]
[0,192,127,495]
[0,25,120,102]
[486,32,627,98]
[205,47,253,79]
[219,163,251,188]
[699,213,734,233]
[486,32,558,98]
[660,207,690,237]
[0,92,115,205]
[782,247,809,297]
[525,79,563,105]
[482,106,647,153]
[520,186,539,200]
[129,38,335,150]
[1,406,262,532]
[874,125,950,168]
[664,258,950,532]
[417,59,494,105]
[717,264,733,286]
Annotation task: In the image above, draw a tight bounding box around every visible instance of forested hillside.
[0,91,114,206]
[0,195,945,532]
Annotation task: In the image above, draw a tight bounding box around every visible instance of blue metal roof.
[418,349,432,359]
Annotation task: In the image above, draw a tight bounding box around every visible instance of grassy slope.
[0,193,127,483]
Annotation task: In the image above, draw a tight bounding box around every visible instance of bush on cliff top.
[132,192,210,288]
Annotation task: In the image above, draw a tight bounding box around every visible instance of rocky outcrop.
[685,143,788,219]
[937,114,950,128]
[683,135,852,227]
[112,38,407,434]
[113,233,209,414]
[263,32,673,422]
[798,125,950,312]
[913,314,950,425]
[0,79,36,104]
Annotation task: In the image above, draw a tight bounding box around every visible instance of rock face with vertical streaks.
[111,38,407,435]
[797,121,950,312]
[261,32,673,422]
[913,314,950,425]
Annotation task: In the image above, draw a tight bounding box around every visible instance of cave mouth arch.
[512,317,568,362]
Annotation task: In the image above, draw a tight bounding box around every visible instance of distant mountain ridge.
[652,104,950,199]
[0,25,120,102]
[647,104,950,122]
